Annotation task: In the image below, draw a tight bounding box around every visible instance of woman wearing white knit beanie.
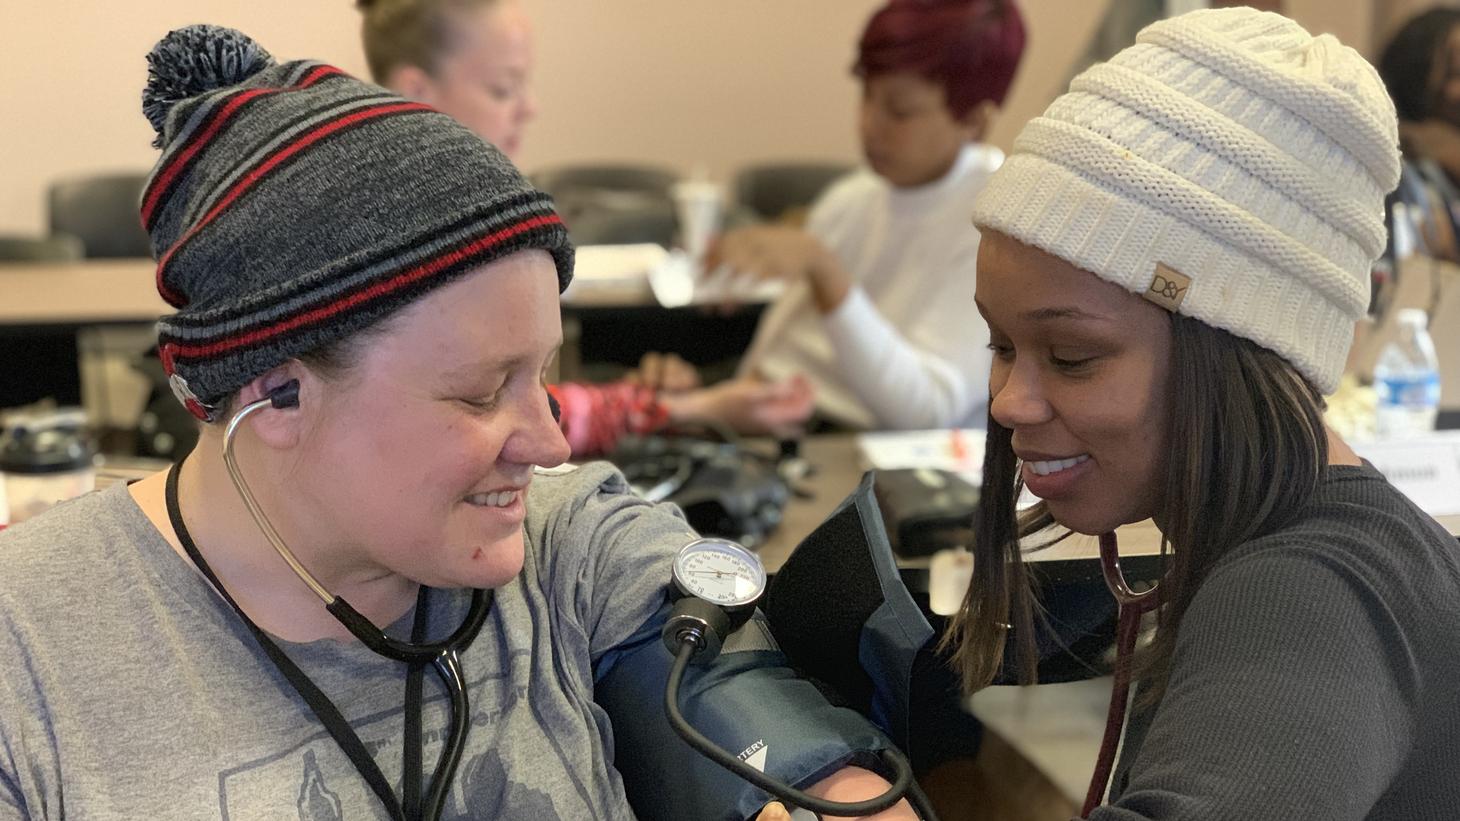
[944,7,1460,819]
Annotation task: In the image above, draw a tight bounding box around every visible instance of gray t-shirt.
[0,462,691,819]
[1096,464,1460,820]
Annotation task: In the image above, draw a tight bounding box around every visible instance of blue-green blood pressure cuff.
[595,606,897,821]
[764,471,935,752]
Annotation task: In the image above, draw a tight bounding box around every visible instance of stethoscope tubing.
[665,640,939,819]
[1082,531,1162,817]
[224,387,492,662]
[420,649,469,821]
[214,386,488,821]
[1098,530,1159,608]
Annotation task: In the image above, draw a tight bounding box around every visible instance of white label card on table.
[855,428,985,485]
[1352,432,1460,517]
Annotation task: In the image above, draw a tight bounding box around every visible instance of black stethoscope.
[165,380,489,821]
[1082,531,1160,817]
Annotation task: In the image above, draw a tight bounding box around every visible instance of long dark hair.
[942,313,1330,701]
[1379,8,1460,122]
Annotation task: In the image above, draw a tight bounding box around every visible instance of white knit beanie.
[971,7,1401,394]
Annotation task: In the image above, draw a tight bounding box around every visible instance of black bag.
[872,468,979,558]
[607,434,790,548]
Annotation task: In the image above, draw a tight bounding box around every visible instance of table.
[28,262,1459,551]
[0,257,657,325]
[758,433,1460,577]
[0,259,166,326]
[0,260,165,414]
[0,259,759,388]
[757,434,1171,582]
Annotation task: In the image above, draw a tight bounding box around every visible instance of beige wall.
[1288,0,1374,54]
[0,0,1112,237]
[0,1,371,235]
[2,0,1388,238]
[515,0,1114,181]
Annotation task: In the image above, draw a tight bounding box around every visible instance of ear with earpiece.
[234,366,309,448]
[268,380,301,409]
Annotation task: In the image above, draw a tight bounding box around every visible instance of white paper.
[1352,431,1460,517]
[855,428,985,485]
[647,250,783,308]
[559,244,665,302]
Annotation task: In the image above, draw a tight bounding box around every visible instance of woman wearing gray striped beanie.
[0,25,913,820]
[943,7,1460,818]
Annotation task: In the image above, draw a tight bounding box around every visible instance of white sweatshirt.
[739,143,1001,430]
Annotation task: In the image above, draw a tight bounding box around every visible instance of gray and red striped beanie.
[140,25,573,421]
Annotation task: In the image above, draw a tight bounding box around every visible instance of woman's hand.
[661,375,814,437]
[627,351,702,392]
[755,802,793,821]
[708,226,852,314]
[753,765,920,819]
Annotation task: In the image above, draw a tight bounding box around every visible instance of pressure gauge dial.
[671,537,767,609]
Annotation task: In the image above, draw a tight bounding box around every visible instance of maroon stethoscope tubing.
[1082,531,1160,817]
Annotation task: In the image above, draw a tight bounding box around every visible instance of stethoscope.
[165,380,490,821]
[665,527,1155,818]
[1081,531,1161,818]
[180,381,934,818]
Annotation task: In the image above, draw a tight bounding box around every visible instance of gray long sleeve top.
[1094,463,1460,820]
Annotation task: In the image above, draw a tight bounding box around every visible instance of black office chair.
[47,173,153,258]
[564,198,679,247]
[532,164,683,238]
[732,162,852,223]
[531,163,680,201]
[0,234,84,263]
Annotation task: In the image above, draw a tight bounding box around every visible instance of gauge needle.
[688,570,732,577]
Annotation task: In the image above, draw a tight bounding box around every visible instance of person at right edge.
[947,7,1459,819]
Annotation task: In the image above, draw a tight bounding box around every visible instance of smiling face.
[975,231,1173,534]
[290,250,569,589]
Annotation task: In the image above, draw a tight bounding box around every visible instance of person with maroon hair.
[653,0,1026,434]
[852,0,1024,188]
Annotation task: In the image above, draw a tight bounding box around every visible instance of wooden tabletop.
[0,257,660,326]
[0,259,166,325]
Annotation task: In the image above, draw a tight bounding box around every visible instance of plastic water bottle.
[1373,309,1441,439]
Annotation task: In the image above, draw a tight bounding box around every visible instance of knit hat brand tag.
[1144,263,1191,312]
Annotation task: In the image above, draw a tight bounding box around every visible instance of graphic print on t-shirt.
[215,659,562,820]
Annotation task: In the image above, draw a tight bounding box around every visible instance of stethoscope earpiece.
[268,379,301,410]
